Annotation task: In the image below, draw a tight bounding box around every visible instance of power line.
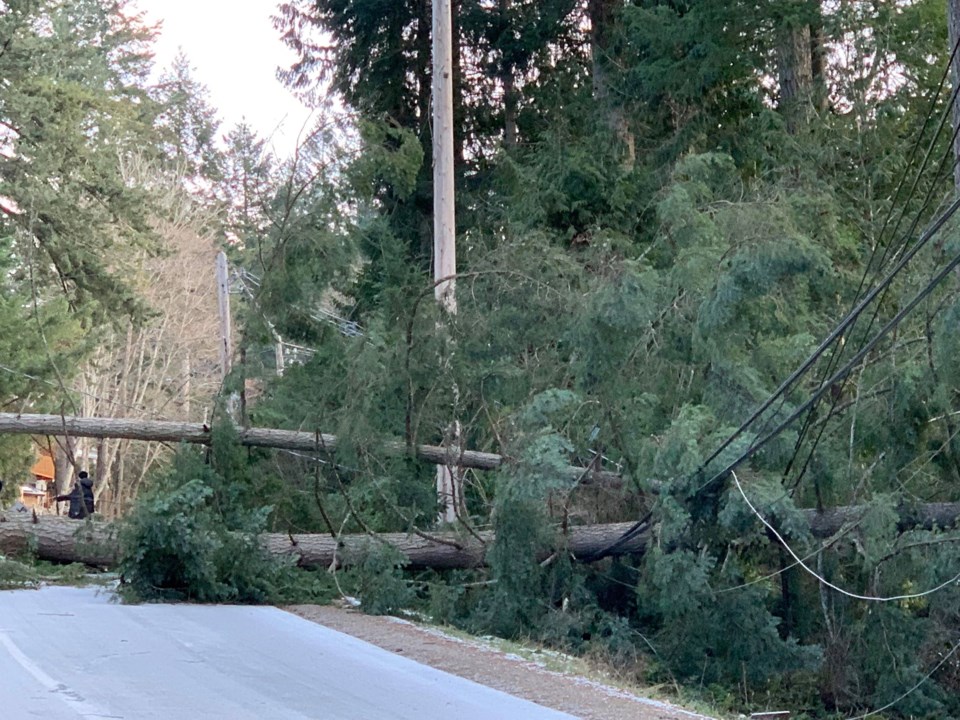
[731,471,960,603]
[701,202,960,487]
[700,193,960,488]
[786,130,960,492]
[849,640,960,719]
[592,192,960,561]
[233,267,362,340]
[715,518,858,595]
[783,33,960,488]
[703,49,960,486]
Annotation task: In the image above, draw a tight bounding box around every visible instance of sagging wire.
[698,195,960,493]
[591,193,960,561]
[786,134,960,494]
[700,37,960,501]
[731,471,960,603]
[846,639,960,720]
[779,35,960,492]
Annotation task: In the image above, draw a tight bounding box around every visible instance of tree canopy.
[7,0,960,717]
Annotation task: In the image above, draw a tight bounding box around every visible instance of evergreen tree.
[122,0,960,714]
[0,0,162,487]
[218,122,276,245]
[152,52,223,181]
[0,0,158,322]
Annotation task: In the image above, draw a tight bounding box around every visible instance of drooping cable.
[781,35,960,489]
[735,40,960,486]
[591,194,960,559]
[731,471,960,602]
[785,111,960,492]
[702,199,960,489]
[696,190,960,481]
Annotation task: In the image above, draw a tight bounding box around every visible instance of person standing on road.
[56,470,95,519]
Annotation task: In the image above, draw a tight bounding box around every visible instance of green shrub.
[117,439,332,604]
[342,540,414,615]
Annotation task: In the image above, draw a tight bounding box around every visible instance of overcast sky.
[136,0,314,157]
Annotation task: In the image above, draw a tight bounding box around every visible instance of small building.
[20,451,56,511]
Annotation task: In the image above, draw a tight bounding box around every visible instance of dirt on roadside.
[285,603,718,720]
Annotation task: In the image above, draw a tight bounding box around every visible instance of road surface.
[0,585,576,719]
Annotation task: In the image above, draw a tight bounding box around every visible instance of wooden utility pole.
[215,251,232,379]
[433,0,461,523]
[948,0,960,191]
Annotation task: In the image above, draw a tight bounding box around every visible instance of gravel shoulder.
[285,603,719,720]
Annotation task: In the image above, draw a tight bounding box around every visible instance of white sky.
[135,0,315,157]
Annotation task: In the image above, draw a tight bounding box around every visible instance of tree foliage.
[245,1,960,716]
[0,0,157,322]
[118,424,334,604]
[9,0,960,717]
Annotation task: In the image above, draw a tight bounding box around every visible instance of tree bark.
[499,0,518,149]
[803,501,960,538]
[53,435,75,497]
[809,20,828,113]
[0,512,648,569]
[0,413,623,484]
[777,21,814,134]
[3,502,958,570]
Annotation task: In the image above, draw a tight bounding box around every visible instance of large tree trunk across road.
[0,511,651,569]
[2,502,958,570]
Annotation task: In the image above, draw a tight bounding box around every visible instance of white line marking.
[0,630,119,717]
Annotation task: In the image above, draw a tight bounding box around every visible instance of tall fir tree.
[152,52,223,182]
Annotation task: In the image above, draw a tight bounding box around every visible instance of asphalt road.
[0,585,577,719]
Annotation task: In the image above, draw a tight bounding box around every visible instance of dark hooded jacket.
[56,477,95,519]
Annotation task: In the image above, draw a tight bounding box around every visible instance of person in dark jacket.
[56,471,95,519]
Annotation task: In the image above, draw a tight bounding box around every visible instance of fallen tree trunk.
[803,501,960,537]
[0,511,649,569]
[0,412,622,486]
[2,502,958,570]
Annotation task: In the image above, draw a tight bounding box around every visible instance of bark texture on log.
[0,512,117,566]
[3,504,959,570]
[0,413,623,486]
[802,502,960,538]
[0,511,648,570]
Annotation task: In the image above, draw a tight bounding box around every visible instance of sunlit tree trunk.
[776,1,826,134]
[53,439,74,498]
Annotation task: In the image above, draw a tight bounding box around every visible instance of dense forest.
[5,0,960,716]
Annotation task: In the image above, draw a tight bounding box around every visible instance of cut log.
[0,413,622,486]
[2,502,959,570]
[267,520,652,569]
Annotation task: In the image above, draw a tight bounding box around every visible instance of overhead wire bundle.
[782,38,960,495]
[591,35,960,561]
